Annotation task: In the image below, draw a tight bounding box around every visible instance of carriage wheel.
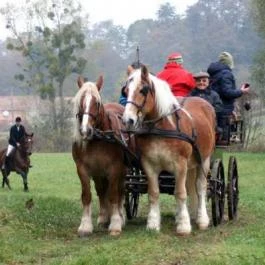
[125,191,139,220]
[210,159,225,226]
[227,156,239,220]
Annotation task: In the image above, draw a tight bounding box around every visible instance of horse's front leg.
[143,163,160,231]
[20,172,28,192]
[108,165,126,236]
[195,157,210,230]
[93,177,109,227]
[77,165,93,237]
[175,157,191,236]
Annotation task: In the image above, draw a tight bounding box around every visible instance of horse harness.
[125,86,202,164]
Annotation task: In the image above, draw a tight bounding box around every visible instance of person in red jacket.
[157,52,195,97]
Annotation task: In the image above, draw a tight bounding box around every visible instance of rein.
[123,108,201,165]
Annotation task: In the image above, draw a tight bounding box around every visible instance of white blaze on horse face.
[81,94,92,137]
[123,76,140,128]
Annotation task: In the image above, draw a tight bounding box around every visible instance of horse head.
[74,75,103,141]
[123,64,179,130]
[19,133,34,156]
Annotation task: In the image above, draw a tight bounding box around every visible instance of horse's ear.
[127,65,135,76]
[96,75,103,91]
[141,65,149,80]
[77,76,85,89]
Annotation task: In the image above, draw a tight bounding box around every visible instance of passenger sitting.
[119,61,143,106]
[189,71,223,141]
[207,51,250,143]
[190,71,223,113]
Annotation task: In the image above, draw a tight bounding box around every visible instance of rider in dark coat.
[2,116,26,170]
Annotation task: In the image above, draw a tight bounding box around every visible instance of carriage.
[124,117,243,227]
[73,66,245,236]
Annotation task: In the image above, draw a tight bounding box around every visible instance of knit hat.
[193,71,209,79]
[219,51,234,69]
[167,52,183,64]
[15,116,21,122]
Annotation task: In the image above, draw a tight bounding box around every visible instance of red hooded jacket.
[157,63,195,97]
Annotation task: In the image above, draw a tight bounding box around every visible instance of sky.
[0,0,198,41]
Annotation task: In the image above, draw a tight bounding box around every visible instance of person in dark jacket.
[207,52,249,114]
[119,61,144,106]
[157,52,195,97]
[190,71,223,114]
[207,52,250,141]
[2,116,26,170]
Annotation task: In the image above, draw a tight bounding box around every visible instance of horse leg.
[143,163,160,231]
[94,177,109,227]
[175,158,191,236]
[2,170,11,190]
[21,172,29,192]
[77,166,93,236]
[108,166,126,236]
[195,157,210,230]
[186,168,198,222]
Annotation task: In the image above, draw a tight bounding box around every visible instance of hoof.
[197,223,209,230]
[176,224,191,236]
[109,230,121,236]
[146,224,160,232]
[78,230,92,237]
[196,217,209,230]
[176,231,190,237]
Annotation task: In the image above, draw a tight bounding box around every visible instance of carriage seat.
[216,115,244,146]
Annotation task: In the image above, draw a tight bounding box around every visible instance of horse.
[0,133,34,191]
[72,75,127,236]
[122,65,216,236]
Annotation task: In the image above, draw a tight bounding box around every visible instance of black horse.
[0,133,33,191]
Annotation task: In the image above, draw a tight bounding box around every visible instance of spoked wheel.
[210,159,225,226]
[125,191,139,220]
[227,156,239,220]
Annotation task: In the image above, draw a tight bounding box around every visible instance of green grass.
[0,152,265,265]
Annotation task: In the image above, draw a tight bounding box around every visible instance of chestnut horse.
[0,133,33,191]
[123,65,216,236]
[72,76,127,236]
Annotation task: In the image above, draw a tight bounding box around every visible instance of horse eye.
[140,86,149,96]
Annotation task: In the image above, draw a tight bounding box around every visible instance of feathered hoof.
[197,223,209,230]
[196,217,209,230]
[109,230,121,236]
[78,229,92,237]
[176,224,191,237]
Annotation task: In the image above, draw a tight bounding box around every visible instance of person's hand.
[240,83,250,94]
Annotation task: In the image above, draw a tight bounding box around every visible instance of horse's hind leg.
[175,158,191,236]
[195,157,210,230]
[186,168,198,222]
[108,166,126,236]
[2,170,11,190]
[77,166,93,236]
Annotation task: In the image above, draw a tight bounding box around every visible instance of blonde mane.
[73,82,102,142]
[129,69,180,117]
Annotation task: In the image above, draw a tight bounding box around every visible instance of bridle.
[125,81,154,115]
[76,100,102,128]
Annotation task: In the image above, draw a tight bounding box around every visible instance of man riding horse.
[2,116,27,171]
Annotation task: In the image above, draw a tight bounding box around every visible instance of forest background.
[0,0,265,152]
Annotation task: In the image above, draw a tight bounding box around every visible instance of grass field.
[0,152,265,265]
